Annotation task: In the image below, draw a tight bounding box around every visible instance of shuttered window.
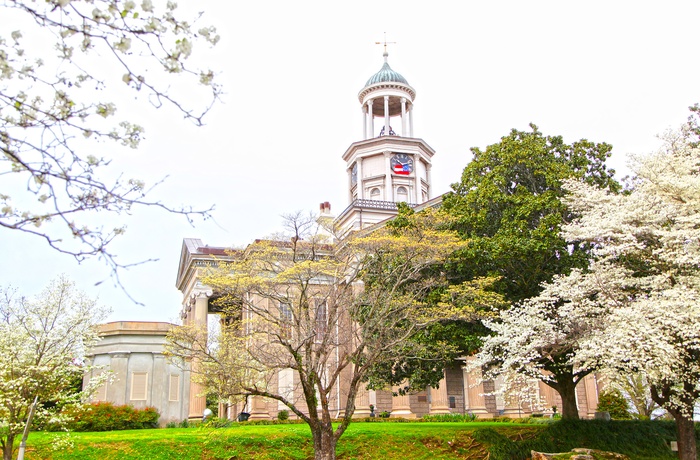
[130,372,148,401]
[169,374,180,402]
[93,383,107,402]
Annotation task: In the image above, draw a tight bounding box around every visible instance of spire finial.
[375,32,396,63]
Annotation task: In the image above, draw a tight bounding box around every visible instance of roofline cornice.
[358,82,416,103]
[342,136,436,162]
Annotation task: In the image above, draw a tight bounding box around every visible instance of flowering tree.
[0,276,108,460]
[167,210,499,460]
[495,120,700,457]
[475,266,620,419]
[554,126,700,459]
[1,0,220,275]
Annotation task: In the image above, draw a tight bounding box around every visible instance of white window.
[278,368,294,410]
[279,302,293,339]
[370,188,380,200]
[315,300,327,342]
[130,372,148,401]
[169,374,180,402]
[396,186,408,203]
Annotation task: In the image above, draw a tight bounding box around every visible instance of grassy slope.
[23,421,689,460]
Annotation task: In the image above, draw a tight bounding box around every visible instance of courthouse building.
[89,52,600,422]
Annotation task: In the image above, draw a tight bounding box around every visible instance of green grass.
[22,420,693,460]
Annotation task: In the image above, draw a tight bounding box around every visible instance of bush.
[55,402,160,432]
[277,410,289,421]
[597,389,632,420]
[420,412,478,422]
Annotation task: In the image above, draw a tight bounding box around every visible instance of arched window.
[396,186,408,203]
[370,188,380,200]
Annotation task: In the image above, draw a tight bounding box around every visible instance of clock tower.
[335,51,436,233]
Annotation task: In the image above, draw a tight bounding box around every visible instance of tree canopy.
[1,0,220,275]
[442,124,620,303]
[554,126,700,459]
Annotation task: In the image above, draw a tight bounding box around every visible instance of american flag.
[393,163,410,175]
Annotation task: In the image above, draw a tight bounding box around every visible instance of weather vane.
[375,32,396,54]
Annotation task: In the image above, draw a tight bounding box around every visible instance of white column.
[426,163,432,200]
[409,103,414,137]
[356,157,364,200]
[383,96,390,136]
[248,395,270,420]
[538,381,557,416]
[584,374,599,418]
[413,155,419,203]
[367,99,374,138]
[194,289,211,327]
[463,357,490,418]
[501,379,525,418]
[384,151,393,202]
[429,372,451,414]
[390,383,415,418]
[400,97,407,136]
[353,384,371,418]
[362,105,367,140]
[188,289,211,419]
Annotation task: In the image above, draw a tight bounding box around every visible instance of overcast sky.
[1,0,699,323]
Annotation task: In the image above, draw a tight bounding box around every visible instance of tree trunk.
[3,434,14,460]
[650,382,698,460]
[670,410,697,460]
[553,380,580,420]
[311,424,337,460]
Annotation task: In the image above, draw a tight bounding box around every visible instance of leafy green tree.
[442,125,620,419]
[442,124,620,303]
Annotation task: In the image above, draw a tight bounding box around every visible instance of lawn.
[23,420,686,460]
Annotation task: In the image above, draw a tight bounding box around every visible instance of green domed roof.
[364,53,409,86]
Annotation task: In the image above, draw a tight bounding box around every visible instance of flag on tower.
[393,163,410,175]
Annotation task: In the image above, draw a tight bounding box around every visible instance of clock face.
[351,163,358,184]
[391,153,413,175]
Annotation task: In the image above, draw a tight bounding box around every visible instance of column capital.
[192,286,213,299]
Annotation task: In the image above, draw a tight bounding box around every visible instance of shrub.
[379,411,391,418]
[56,402,160,432]
[420,412,478,422]
[277,410,289,421]
[597,389,632,420]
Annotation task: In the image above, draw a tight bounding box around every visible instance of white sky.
[1,0,699,323]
